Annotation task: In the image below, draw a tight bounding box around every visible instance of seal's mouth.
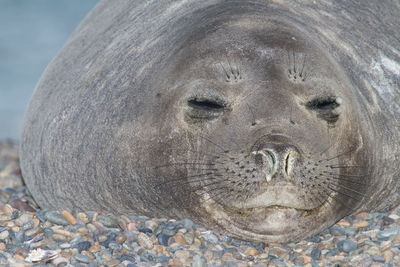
[224,200,328,218]
[227,182,328,211]
[200,192,335,242]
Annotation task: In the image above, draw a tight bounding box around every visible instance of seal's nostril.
[251,150,277,182]
[284,149,299,177]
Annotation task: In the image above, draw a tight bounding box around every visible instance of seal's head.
[141,14,370,242]
[21,1,387,244]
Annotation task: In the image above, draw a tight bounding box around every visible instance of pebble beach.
[0,140,399,266]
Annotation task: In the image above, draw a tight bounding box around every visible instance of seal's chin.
[200,192,334,242]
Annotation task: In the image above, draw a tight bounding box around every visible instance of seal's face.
[147,17,369,242]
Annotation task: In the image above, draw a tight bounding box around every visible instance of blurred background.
[0,0,98,141]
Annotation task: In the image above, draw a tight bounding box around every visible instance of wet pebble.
[45,211,69,226]
[73,241,91,253]
[97,214,119,228]
[74,253,92,264]
[337,240,358,253]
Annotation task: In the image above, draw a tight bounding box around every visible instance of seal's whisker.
[151,162,220,169]
[247,103,257,126]
[197,184,230,202]
[327,165,363,169]
[226,58,236,79]
[300,54,306,78]
[159,175,224,188]
[197,134,228,153]
[323,171,365,178]
[154,173,221,188]
[293,50,296,76]
[321,188,353,210]
[184,149,225,159]
[219,62,230,80]
[329,182,366,197]
[319,147,357,162]
[327,185,361,202]
[319,174,366,186]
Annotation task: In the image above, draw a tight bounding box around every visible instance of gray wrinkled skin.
[20,0,400,242]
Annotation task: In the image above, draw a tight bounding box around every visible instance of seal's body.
[20,0,400,242]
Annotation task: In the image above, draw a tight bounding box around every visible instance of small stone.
[52,256,69,266]
[76,212,89,224]
[52,234,67,241]
[105,259,120,266]
[336,219,351,227]
[353,221,369,228]
[97,215,119,228]
[89,244,101,253]
[157,234,170,246]
[0,231,9,240]
[109,242,122,251]
[366,247,381,256]
[127,222,137,231]
[14,254,25,261]
[138,227,153,234]
[116,233,127,244]
[74,253,92,264]
[77,227,88,236]
[169,258,183,266]
[310,248,321,260]
[384,250,393,263]
[337,240,357,253]
[192,254,207,267]
[81,250,95,260]
[2,204,13,214]
[0,242,5,251]
[371,255,385,263]
[183,233,194,245]
[45,211,69,226]
[174,250,190,261]
[173,232,187,245]
[388,214,400,220]
[382,216,395,226]
[25,227,40,237]
[200,233,219,244]
[53,229,72,237]
[145,220,158,231]
[329,226,346,236]
[138,232,154,249]
[98,235,107,242]
[193,238,201,247]
[355,212,369,219]
[269,247,288,259]
[245,249,259,256]
[15,213,33,227]
[60,210,76,225]
[74,241,91,253]
[22,221,34,231]
[9,199,35,212]
[377,227,400,240]
[245,255,255,261]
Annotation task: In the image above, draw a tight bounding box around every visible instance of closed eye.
[188,98,226,111]
[306,96,341,124]
[306,96,339,110]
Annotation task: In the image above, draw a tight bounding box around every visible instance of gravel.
[0,140,400,266]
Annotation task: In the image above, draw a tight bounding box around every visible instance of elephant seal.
[20,0,400,242]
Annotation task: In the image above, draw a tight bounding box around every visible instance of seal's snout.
[252,144,300,182]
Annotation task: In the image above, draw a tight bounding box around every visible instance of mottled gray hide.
[20,0,400,242]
